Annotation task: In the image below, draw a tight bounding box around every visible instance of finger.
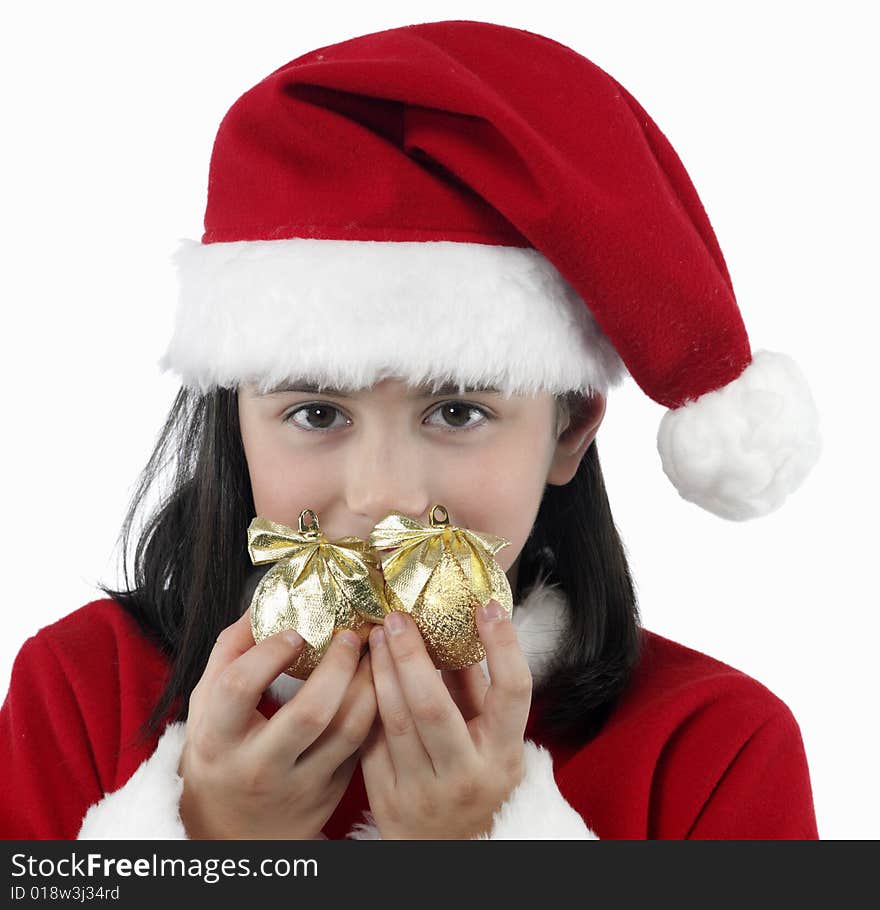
[254,628,365,763]
[329,749,360,790]
[198,608,308,740]
[193,607,257,705]
[367,623,432,776]
[440,663,490,722]
[294,648,378,773]
[357,690,396,789]
[379,612,473,774]
[475,600,533,749]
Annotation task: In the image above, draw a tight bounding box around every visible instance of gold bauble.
[247,509,388,679]
[367,504,512,670]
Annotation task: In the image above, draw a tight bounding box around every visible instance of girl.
[0,19,822,840]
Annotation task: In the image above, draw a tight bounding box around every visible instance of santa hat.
[159,19,822,521]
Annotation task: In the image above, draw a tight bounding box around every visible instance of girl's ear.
[547,393,606,487]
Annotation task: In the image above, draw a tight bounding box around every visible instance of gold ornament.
[368,504,513,670]
[247,509,388,679]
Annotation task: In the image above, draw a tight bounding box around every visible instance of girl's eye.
[283,403,350,432]
[423,401,491,432]
[282,401,491,433]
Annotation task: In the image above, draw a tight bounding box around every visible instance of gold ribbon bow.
[247,510,387,675]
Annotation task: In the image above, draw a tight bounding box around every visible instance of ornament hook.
[428,504,450,527]
[298,508,321,536]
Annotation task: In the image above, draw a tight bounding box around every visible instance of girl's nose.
[342,431,429,527]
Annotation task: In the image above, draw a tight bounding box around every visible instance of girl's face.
[237,377,604,591]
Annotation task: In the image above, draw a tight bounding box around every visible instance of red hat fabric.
[159,18,821,520]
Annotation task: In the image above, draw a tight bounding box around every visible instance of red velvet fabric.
[197,19,751,409]
[0,599,818,839]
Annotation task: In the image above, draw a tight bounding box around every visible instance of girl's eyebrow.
[258,382,500,398]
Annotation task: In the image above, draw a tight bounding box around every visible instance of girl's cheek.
[247,443,330,522]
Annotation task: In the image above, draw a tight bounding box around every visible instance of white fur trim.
[346,810,382,840]
[487,578,568,689]
[347,739,598,839]
[76,720,333,840]
[476,739,599,839]
[656,349,822,520]
[77,722,189,839]
[158,237,628,397]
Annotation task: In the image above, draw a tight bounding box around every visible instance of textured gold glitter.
[247,505,512,678]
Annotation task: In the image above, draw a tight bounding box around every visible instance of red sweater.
[0,597,819,839]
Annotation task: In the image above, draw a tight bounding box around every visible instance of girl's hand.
[178,607,377,839]
[358,600,531,839]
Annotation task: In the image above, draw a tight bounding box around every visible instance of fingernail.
[283,630,304,648]
[370,625,386,648]
[479,600,504,622]
[384,611,407,635]
[337,630,362,650]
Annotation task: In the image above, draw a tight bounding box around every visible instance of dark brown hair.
[98,387,642,750]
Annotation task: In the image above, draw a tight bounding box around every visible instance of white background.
[1,1,877,838]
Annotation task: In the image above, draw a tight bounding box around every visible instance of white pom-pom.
[656,349,822,520]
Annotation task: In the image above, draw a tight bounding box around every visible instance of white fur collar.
[264,578,569,706]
